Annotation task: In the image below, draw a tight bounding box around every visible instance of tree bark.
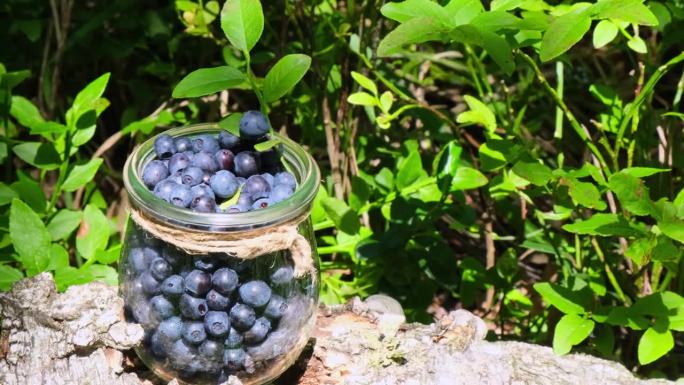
[0,274,672,385]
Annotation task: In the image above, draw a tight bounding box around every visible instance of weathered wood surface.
[0,274,672,385]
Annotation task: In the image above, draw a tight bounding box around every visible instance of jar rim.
[123,123,320,231]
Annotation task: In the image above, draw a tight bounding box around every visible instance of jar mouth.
[123,123,320,231]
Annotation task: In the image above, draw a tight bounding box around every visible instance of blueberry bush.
[1,0,684,378]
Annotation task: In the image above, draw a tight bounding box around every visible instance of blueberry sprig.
[142,111,296,213]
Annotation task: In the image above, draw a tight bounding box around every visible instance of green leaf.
[381,0,450,25]
[67,73,111,125]
[218,113,243,136]
[321,197,360,235]
[590,0,659,25]
[433,141,462,192]
[512,160,552,186]
[9,199,51,276]
[592,20,618,48]
[478,143,507,171]
[653,201,684,244]
[608,172,653,216]
[620,167,669,178]
[172,66,246,98]
[377,17,450,57]
[450,25,515,74]
[10,96,44,130]
[88,264,118,286]
[76,205,110,261]
[47,243,70,271]
[627,36,647,54]
[457,95,497,133]
[534,282,590,314]
[220,0,264,52]
[54,266,93,292]
[347,92,377,106]
[562,213,645,237]
[263,54,311,103]
[444,0,484,25]
[469,11,521,32]
[0,265,24,291]
[253,138,281,152]
[47,209,83,241]
[379,91,394,113]
[61,158,103,192]
[12,142,61,170]
[553,314,595,355]
[0,182,18,206]
[638,327,673,365]
[97,244,122,265]
[350,71,378,96]
[567,178,606,210]
[540,11,592,62]
[451,167,488,190]
[10,177,46,213]
[396,151,424,190]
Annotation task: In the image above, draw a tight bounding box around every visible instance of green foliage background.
[1,0,684,378]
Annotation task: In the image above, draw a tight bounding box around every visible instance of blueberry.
[143,247,161,263]
[174,137,192,153]
[154,134,176,159]
[210,170,239,199]
[182,166,204,186]
[161,275,184,298]
[191,151,219,172]
[223,348,247,371]
[230,303,256,331]
[237,192,254,207]
[243,175,271,199]
[169,339,195,368]
[219,131,240,149]
[150,332,166,357]
[180,294,208,319]
[153,180,177,201]
[271,266,294,285]
[190,196,217,213]
[215,149,235,171]
[237,177,246,186]
[165,171,184,184]
[212,268,238,295]
[259,148,282,169]
[264,294,287,320]
[270,184,294,203]
[199,339,224,361]
[150,295,176,319]
[234,152,260,177]
[193,257,215,272]
[261,173,275,187]
[239,280,272,308]
[227,204,250,213]
[168,183,192,207]
[192,134,220,154]
[128,248,147,273]
[224,327,243,348]
[184,270,211,295]
[179,264,193,278]
[243,317,271,345]
[143,160,169,188]
[182,321,207,345]
[168,152,191,174]
[162,247,184,266]
[183,150,195,160]
[158,316,183,342]
[191,183,215,200]
[206,289,231,311]
[149,258,172,281]
[275,172,296,189]
[251,198,273,210]
[204,311,231,337]
[126,277,145,297]
[141,271,160,295]
[239,110,269,139]
[131,301,152,324]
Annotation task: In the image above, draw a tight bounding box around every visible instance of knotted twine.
[129,208,315,280]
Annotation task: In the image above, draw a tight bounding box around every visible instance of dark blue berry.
[230,303,256,331]
[182,166,204,186]
[153,180,177,201]
[243,175,271,199]
[239,111,269,139]
[157,316,183,345]
[252,198,273,210]
[190,196,217,213]
[191,183,215,200]
[143,160,169,188]
[194,257,215,272]
[168,183,192,208]
[131,301,152,324]
[210,170,239,199]
[199,339,224,361]
[264,294,287,320]
[161,275,184,298]
[140,271,160,295]
[149,258,172,281]
[184,270,211,296]
[204,311,231,337]
[169,339,195,368]
[150,332,166,357]
[243,317,271,345]
[271,266,294,285]
[223,348,247,371]
[239,280,272,308]
[168,152,191,174]
[192,134,220,154]
[219,131,240,149]
[270,184,294,203]
[165,171,184,184]
[234,152,260,177]
[237,192,254,207]
[150,295,176,319]
[128,248,147,273]
[225,327,243,348]
[215,149,235,171]
[261,173,274,187]
[191,151,219,172]
[154,134,176,159]
[143,247,161,263]
[182,321,207,345]
[275,172,296,189]
[206,289,230,311]
[174,137,192,153]
[212,268,238,295]
[179,294,208,319]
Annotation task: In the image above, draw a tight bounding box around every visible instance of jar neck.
[123,124,320,231]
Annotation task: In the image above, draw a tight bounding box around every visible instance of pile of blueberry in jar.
[141,110,296,213]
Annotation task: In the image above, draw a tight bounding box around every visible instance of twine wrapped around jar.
[129,208,315,280]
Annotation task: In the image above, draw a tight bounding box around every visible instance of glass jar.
[119,124,320,385]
